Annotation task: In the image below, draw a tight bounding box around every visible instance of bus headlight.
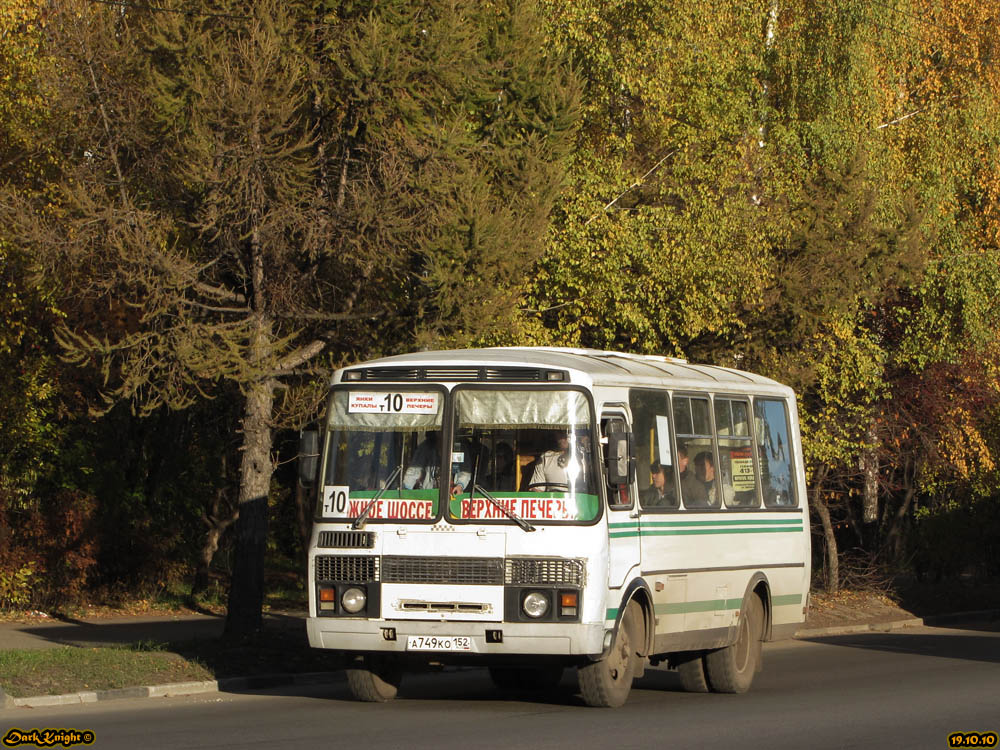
[522,591,550,618]
[341,587,367,614]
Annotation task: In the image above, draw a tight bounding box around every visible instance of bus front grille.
[315,555,378,582]
[314,555,584,587]
[381,556,504,585]
[505,558,585,586]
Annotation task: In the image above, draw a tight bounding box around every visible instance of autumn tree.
[2,0,576,630]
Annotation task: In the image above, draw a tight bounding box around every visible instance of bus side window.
[754,398,798,507]
[628,389,679,510]
[715,398,760,509]
[673,395,719,509]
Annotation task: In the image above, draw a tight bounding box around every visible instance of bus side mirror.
[299,429,320,487]
[606,431,635,486]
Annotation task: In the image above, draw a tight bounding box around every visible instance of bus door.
[602,410,640,589]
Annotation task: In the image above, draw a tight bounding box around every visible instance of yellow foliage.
[936,406,996,477]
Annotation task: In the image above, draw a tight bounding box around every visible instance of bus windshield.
[449,388,600,524]
[320,390,445,522]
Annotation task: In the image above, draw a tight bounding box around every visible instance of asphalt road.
[4,622,998,750]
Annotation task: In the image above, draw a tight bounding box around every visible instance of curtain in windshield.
[449,389,599,523]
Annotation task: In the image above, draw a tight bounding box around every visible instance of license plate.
[406,635,473,652]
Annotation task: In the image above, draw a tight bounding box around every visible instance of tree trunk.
[885,483,917,565]
[861,423,878,523]
[224,377,275,637]
[193,486,239,595]
[810,466,839,593]
[224,211,274,638]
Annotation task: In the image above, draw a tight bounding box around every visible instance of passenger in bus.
[691,451,736,506]
[676,446,702,502]
[687,451,715,507]
[642,462,673,506]
[530,430,586,489]
[490,442,517,492]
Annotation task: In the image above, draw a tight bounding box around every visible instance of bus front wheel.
[579,600,642,707]
[704,594,764,693]
[346,655,403,702]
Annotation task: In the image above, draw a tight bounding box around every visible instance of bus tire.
[579,600,642,707]
[346,656,403,702]
[704,594,763,694]
[675,652,710,693]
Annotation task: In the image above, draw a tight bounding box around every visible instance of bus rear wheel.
[675,652,710,693]
[704,594,764,693]
[579,600,642,707]
[346,655,403,702]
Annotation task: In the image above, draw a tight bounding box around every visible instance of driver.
[403,432,470,495]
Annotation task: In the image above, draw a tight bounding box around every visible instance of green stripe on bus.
[639,519,803,527]
[609,527,802,538]
[653,598,744,615]
[609,593,802,621]
[771,594,803,606]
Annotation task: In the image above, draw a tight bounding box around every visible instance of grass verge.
[0,628,349,699]
[0,645,212,698]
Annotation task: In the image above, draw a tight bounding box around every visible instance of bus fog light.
[342,587,367,614]
[522,591,549,618]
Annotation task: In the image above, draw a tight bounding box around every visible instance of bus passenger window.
[628,389,679,510]
[673,395,718,509]
[754,398,798,507]
[715,399,760,508]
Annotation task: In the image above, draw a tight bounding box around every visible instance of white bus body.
[304,347,810,706]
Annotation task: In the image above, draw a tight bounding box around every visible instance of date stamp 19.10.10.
[949,732,998,748]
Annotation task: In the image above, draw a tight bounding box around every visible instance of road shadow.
[14,616,226,649]
[10,611,313,651]
[799,627,1000,664]
[249,665,690,706]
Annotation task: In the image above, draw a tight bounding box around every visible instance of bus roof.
[335,347,792,394]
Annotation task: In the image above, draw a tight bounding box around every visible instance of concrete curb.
[794,608,1000,639]
[1,671,345,711]
[794,617,925,638]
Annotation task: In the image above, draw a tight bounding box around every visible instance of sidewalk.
[1,606,997,710]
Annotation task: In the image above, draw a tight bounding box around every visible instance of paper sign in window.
[730,448,756,491]
[656,415,672,466]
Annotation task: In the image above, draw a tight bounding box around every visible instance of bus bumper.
[306,617,606,657]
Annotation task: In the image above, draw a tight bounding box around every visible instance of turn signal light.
[318,586,336,611]
[560,591,578,617]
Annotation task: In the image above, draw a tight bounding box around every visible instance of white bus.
[301,347,810,706]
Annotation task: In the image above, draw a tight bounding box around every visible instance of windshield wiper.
[470,484,535,533]
[352,464,402,530]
